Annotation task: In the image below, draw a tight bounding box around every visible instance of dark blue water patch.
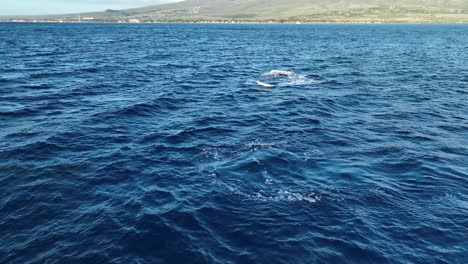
[0,23,467,264]
[0,105,41,118]
[18,83,55,90]
[79,67,99,73]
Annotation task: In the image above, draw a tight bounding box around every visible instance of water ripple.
[0,23,467,263]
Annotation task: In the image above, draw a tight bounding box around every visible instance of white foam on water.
[255,190,321,203]
[262,70,300,78]
[246,141,275,151]
[258,69,319,87]
[202,147,223,161]
[276,190,321,203]
[209,169,321,204]
[262,170,274,185]
[280,76,318,87]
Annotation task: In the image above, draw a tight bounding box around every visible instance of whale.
[255,80,274,88]
[262,70,302,78]
[255,70,317,88]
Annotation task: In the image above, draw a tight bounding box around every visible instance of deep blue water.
[0,23,467,263]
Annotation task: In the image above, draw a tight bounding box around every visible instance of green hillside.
[5,0,468,23]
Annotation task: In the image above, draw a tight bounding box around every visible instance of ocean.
[0,23,467,263]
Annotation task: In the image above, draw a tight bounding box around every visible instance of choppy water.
[1,23,467,263]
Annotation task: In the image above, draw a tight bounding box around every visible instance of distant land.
[2,0,468,23]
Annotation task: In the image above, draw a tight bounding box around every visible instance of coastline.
[1,20,467,24]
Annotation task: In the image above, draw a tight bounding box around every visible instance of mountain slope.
[6,0,468,22]
[94,0,468,22]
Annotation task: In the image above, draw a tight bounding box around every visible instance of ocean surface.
[0,23,467,263]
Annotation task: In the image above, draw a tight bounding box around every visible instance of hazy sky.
[0,0,180,15]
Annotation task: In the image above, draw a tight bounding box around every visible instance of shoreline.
[1,20,467,25]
